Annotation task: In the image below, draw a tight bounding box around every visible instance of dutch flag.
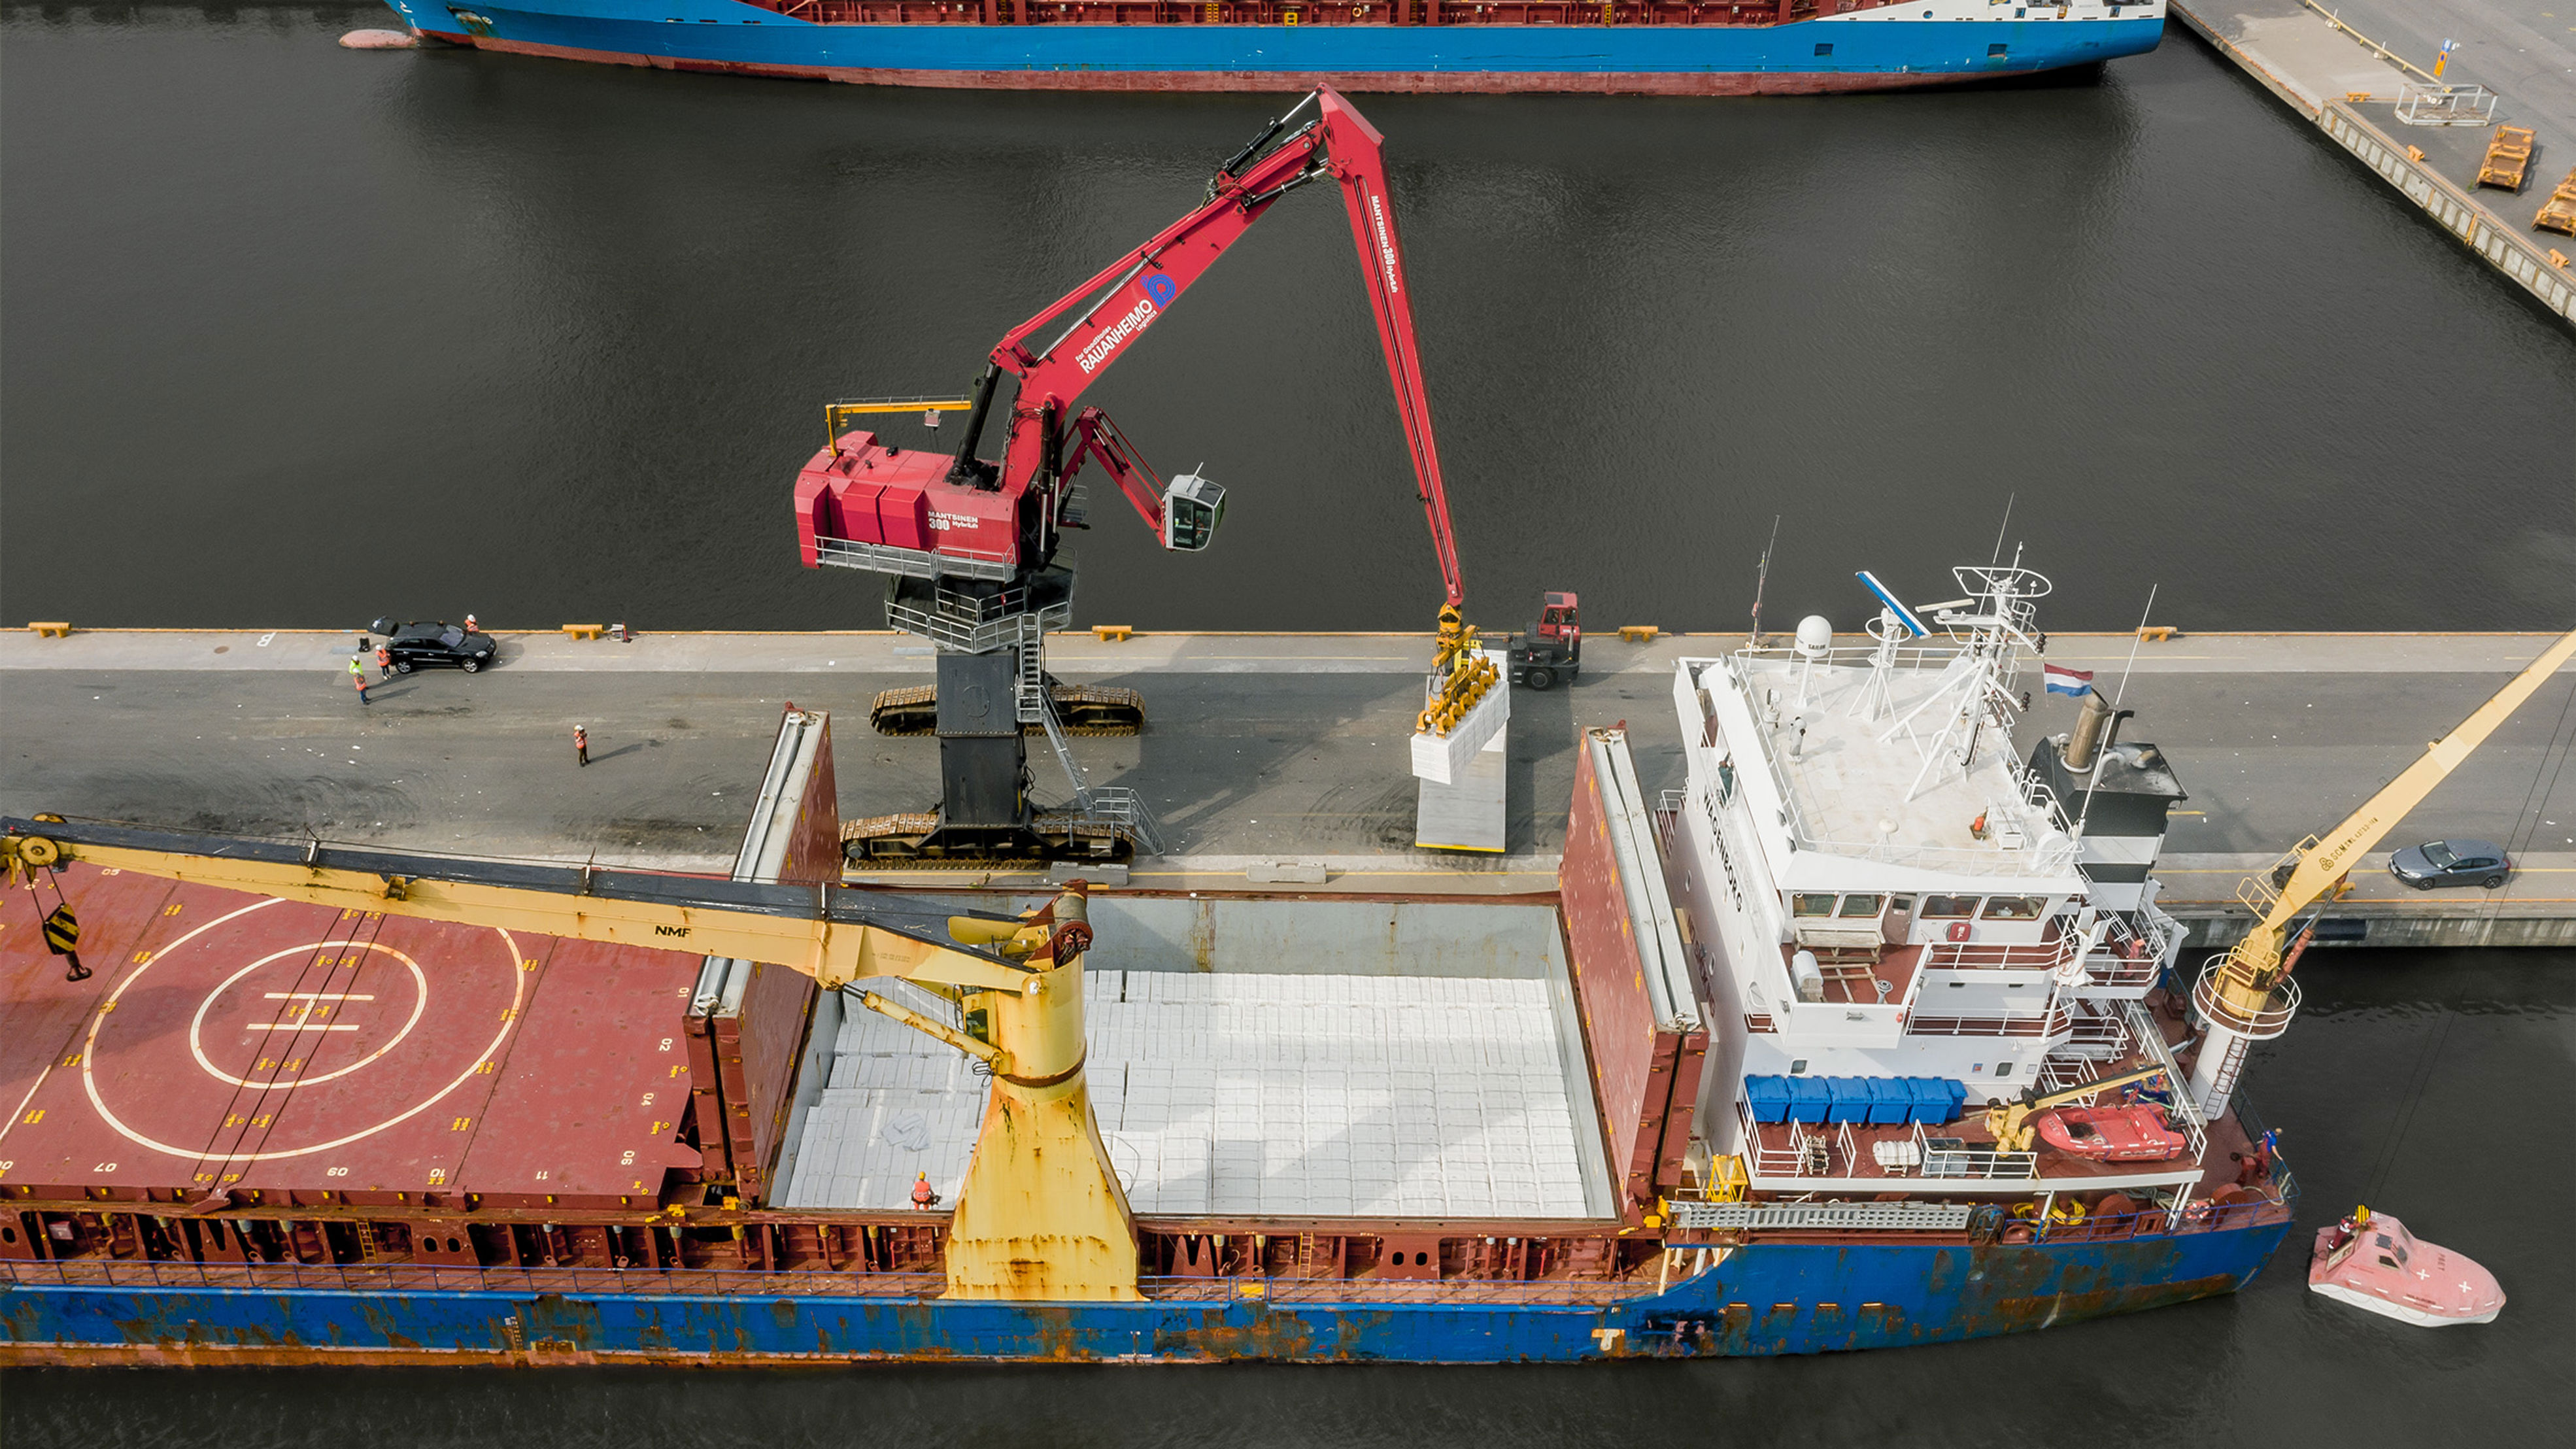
[2043,663,2094,697]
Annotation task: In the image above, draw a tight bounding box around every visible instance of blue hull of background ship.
[7,1219,2292,1361]
[381,0,2167,92]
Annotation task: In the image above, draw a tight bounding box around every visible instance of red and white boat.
[2308,1208,2504,1326]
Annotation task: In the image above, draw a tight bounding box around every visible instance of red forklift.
[1505,592,1582,690]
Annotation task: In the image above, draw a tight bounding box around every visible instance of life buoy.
[1946,921,1972,943]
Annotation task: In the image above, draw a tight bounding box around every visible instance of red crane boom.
[794,87,1466,617]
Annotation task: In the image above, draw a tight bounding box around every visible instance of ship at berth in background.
[380,0,2168,95]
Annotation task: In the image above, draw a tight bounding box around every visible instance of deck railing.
[1905,1007,2072,1039]
[1920,936,2078,974]
[0,1258,1648,1306]
[1912,1123,2039,1180]
[0,1259,949,1298]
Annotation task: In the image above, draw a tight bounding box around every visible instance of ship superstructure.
[1660,563,2243,1238]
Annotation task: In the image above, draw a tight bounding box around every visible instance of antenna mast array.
[1873,556,2052,801]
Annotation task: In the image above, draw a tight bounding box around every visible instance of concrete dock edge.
[2167,6,2576,326]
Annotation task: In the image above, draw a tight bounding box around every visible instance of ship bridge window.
[1921,895,1978,919]
[1793,894,1839,917]
[1837,895,1884,918]
[1981,896,2044,921]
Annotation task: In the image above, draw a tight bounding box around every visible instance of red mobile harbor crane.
[795,88,1568,862]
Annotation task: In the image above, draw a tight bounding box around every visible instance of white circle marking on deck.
[183,942,430,1089]
[82,903,529,1163]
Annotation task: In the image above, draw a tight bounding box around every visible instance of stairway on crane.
[869,681,1144,738]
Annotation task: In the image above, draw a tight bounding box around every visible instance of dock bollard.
[1617,625,1660,643]
[27,622,72,638]
[1092,625,1134,642]
[2139,626,2178,643]
[562,624,605,641]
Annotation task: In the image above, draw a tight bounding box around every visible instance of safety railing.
[1,1258,948,1298]
[1738,1097,1839,1178]
[1704,653,2076,879]
[2058,1000,2134,1059]
[1135,1275,1647,1306]
[1912,1124,2039,1181]
[1043,785,1165,857]
[1904,1008,2072,1039]
[1920,936,2078,974]
[813,535,1016,585]
[2192,959,2303,1039]
[1,1257,1660,1306]
[883,575,1076,654]
[2394,82,2498,126]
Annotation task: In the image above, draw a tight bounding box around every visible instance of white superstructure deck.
[777,899,1616,1221]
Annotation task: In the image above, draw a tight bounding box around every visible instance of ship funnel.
[2062,691,2113,770]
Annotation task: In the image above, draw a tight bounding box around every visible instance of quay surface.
[3,628,2571,944]
[2169,0,2576,322]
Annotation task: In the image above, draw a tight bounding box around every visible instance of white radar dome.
[1795,615,1834,658]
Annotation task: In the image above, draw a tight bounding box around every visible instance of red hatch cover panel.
[0,873,704,1207]
[454,935,700,1209]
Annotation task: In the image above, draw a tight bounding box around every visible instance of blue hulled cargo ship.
[375,0,2167,94]
[1,556,2313,1366]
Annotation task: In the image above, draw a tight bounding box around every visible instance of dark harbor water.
[2,9,2573,1444]
[1,4,2570,638]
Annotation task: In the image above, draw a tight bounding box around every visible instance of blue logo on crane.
[1143,272,1178,309]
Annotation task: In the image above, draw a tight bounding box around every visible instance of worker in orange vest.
[573,724,590,768]
[911,1172,940,1208]
[374,643,394,681]
[348,655,369,706]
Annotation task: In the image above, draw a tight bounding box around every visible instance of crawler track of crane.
[839,811,1138,866]
[868,683,1145,738]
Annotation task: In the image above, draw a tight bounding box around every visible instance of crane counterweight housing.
[793,86,1462,611]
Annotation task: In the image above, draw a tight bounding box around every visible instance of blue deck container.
[1825,1077,1873,1124]
[1787,1075,1832,1124]
[1865,1077,1912,1125]
[1744,1076,1791,1123]
[1905,1077,1959,1125]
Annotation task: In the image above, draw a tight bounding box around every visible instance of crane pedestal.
[2187,959,2301,1116]
[843,571,1163,867]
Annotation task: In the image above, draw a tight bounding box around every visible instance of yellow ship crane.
[2186,626,2576,1114]
[0,817,1142,1303]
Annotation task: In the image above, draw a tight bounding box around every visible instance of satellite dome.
[1795,615,1833,657]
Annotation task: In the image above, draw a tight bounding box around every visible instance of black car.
[370,618,496,673]
[2388,839,2511,890]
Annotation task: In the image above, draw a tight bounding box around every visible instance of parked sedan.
[370,618,496,673]
[2388,839,2511,890]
